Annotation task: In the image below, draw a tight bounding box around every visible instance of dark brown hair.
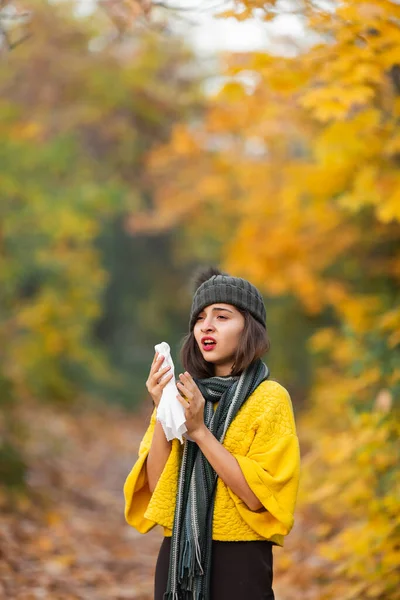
[180,308,270,379]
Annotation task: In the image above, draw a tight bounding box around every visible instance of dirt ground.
[0,397,322,600]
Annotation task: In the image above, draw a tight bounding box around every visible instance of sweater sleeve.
[123,406,158,534]
[228,387,301,539]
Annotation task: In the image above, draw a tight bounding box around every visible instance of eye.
[195,314,227,321]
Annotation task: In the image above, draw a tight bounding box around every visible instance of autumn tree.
[129,1,400,597]
[0,0,203,483]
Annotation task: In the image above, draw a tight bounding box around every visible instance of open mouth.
[201,339,217,351]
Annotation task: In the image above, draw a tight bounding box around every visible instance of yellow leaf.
[214,9,240,19]
[37,535,54,552]
[376,185,400,223]
[217,81,246,101]
[214,8,252,21]
[46,511,63,526]
[384,134,400,157]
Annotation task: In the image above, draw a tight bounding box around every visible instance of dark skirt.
[154,536,275,600]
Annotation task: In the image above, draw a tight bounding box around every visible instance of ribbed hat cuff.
[189,280,266,330]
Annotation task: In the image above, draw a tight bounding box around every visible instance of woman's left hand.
[176,371,206,440]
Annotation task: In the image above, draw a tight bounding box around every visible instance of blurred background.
[0,0,399,598]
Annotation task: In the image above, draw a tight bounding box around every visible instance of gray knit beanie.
[188,266,266,331]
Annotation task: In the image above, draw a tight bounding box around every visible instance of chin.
[202,354,217,363]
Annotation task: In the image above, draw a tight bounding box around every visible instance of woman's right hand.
[146,351,173,408]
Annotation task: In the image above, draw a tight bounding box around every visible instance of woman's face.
[193,303,245,376]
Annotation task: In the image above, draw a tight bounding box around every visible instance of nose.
[201,319,215,332]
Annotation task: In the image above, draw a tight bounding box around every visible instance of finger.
[179,372,191,385]
[184,372,199,391]
[159,373,174,387]
[179,373,195,393]
[176,383,190,400]
[182,373,201,399]
[177,381,193,399]
[150,354,165,376]
[155,354,165,366]
[152,365,171,382]
[177,394,189,408]
[158,365,171,375]
[149,372,173,395]
[151,351,159,367]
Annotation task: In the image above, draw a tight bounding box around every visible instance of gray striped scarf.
[163,358,270,600]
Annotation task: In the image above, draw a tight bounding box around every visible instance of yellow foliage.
[169,124,199,156]
[376,185,400,223]
[11,121,42,140]
[214,8,253,21]
[216,81,247,101]
[384,133,400,156]
[141,3,400,594]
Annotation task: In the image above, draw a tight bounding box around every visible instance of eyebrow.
[198,307,234,315]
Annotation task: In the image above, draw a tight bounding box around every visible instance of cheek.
[224,324,243,346]
[193,325,201,341]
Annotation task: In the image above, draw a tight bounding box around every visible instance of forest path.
[0,398,319,599]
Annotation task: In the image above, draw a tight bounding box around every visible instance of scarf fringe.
[174,587,204,599]
[179,538,204,582]
[194,535,204,576]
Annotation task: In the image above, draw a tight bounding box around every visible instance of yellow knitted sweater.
[123,380,301,547]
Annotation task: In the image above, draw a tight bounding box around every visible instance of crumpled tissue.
[154,342,187,444]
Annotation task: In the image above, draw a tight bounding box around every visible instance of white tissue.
[154,342,187,444]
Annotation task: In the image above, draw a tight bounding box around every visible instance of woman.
[123,266,301,600]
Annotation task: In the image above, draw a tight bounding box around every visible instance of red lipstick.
[201,336,217,352]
